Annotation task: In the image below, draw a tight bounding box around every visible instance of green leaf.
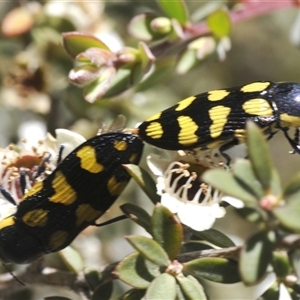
[261,282,280,300]
[123,164,160,204]
[289,250,300,280]
[232,159,264,200]
[273,198,300,232]
[59,246,83,273]
[190,228,235,248]
[271,251,290,278]
[128,13,165,41]
[206,9,231,38]
[176,37,216,74]
[91,281,113,300]
[115,252,160,289]
[177,275,207,300]
[176,48,198,75]
[84,268,103,291]
[144,273,177,300]
[156,0,189,25]
[183,257,240,283]
[62,32,110,58]
[240,230,275,285]
[119,289,146,300]
[202,169,258,204]
[152,204,183,260]
[101,68,131,98]
[126,236,171,267]
[246,121,273,191]
[121,203,152,233]
[283,171,300,202]
[237,206,265,224]
[138,42,155,74]
[83,67,116,103]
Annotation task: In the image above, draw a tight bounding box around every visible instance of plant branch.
[151,0,298,56]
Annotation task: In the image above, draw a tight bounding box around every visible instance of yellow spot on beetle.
[108,176,128,196]
[241,82,270,93]
[146,112,162,122]
[76,204,102,226]
[22,181,44,201]
[177,116,198,146]
[114,140,127,151]
[77,146,104,173]
[234,129,246,142]
[242,99,273,116]
[175,96,196,111]
[48,230,69,250]
[280,113,300,127]
[22,209,48,227]
[206,140,225,149]
[129,153,138,163]
[145,122,163,139]
[208,90,230,101]
[209,106,231,138]
[0,216,15,230]
[49,171,77,205]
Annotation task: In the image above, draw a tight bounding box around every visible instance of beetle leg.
[94,214,127,227]
[0,187,17,206]
[281,128,300,154]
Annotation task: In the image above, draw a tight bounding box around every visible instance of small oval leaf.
[119,289,145,300]
[183,257,240,283]
[207,9,231,38]
[115,252,160,289]
[177,275,207,300]
[121,203,152,233]
[271,251,290,278]
[123,164,160,204]
[128,13,166,41]
[126,236,171,267]
[152,204,183,260]
[144,273,176,300]
[59,246,83,273]
[62,32,110,58]
[202,169,258,204]
[190,228,235,248]
[274,198,300,232]
[232,159,264,199]
[157,0,189,25]
[91,281,113,300]
[246,121,273,191]
[240,230,275,285]
[84,268,103,291]
[283,171,300,202]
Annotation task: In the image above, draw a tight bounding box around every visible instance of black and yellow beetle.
[137,81,300,153]
[0,132,143,264]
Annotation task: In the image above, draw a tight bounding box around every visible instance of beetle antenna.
[2,263,25,286]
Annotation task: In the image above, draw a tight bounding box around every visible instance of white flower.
[0,129,86,221]
[147,149,244,231]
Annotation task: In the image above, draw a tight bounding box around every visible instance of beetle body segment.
[0,132,143,264]
[138,82,300,151]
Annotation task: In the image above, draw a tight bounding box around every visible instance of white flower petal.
[222,196,244,208]
[55,129,86,159]
[177,202,226,231]
[147,154,170,176]
[279,283,292,300]
[161,193,183,214]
